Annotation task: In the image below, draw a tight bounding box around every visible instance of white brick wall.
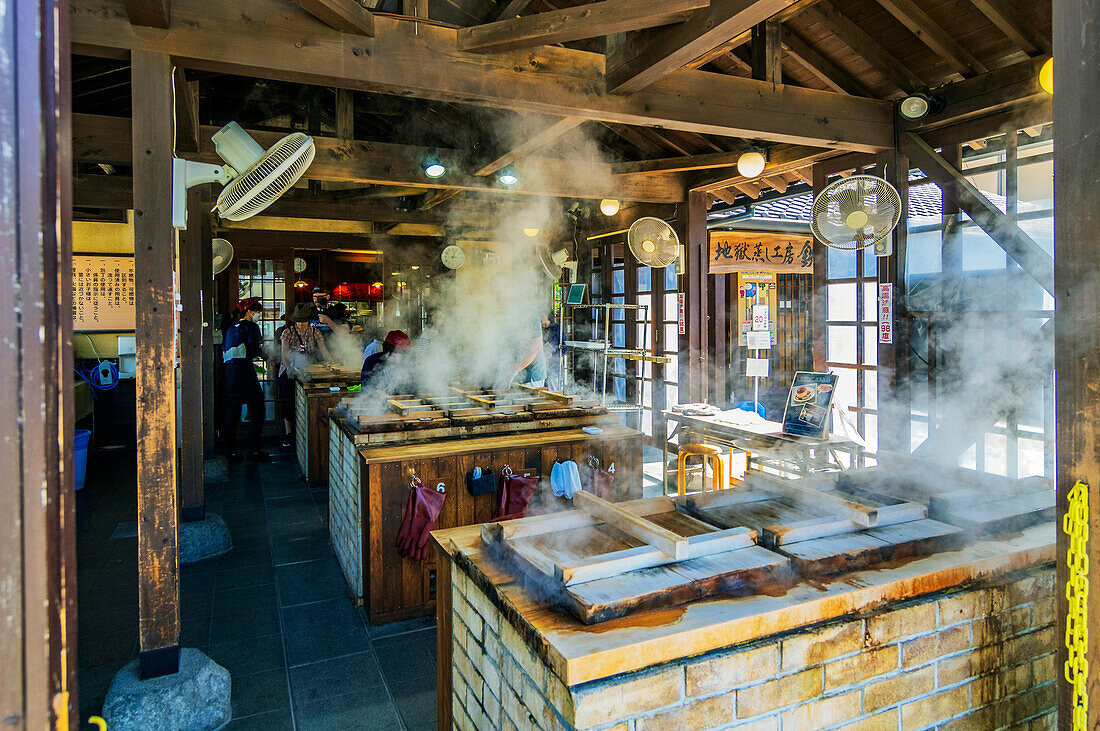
[328,421,362,598]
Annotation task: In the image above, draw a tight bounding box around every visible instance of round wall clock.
[440,245,466,270]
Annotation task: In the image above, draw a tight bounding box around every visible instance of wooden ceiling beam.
[873,0,986,78]
[613,149,744,175]
[689,144,839,191]
[600,123,668,157]
[290,0,375,36]
[683,0,823,70]
[123,0,169,28]
[967,0,1051,56]
[473,116,584,176]
[781,30,872,96]
[495,0,534,21]
[804,0,925,96]
[71,0,893,151]
[459,0,709,54]
[73,114,685,203]
[605,0,797,94]
[909,55,1049,133]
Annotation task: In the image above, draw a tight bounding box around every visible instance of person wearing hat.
[278,303,334,448]
[361,329,412,393]
[222,297,269,461]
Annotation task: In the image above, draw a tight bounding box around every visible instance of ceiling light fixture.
[523,227,540,237]
[736,147,768,178]
[1039,57,1053,94]
[600,198,621,216]
[498,166,519,186]
[422,150,446,179]
[897,91,945,121]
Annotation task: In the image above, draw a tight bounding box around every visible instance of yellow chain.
[1064,479,1089,730]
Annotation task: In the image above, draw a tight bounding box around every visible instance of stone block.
[685,642,779,696]
[102,649,231,731]
[970,663,1032,706]
[824,644,898,690]
[781,690,860,729]
[1003,682,1055,726]
[866,602,937,646]
[840,710,901,731]
[728,716,779,730]
[938,589,993,627]
[635,691,734,731]
[972,606,1032,647]
[500,620,547,690]
[901,624,970,668]
[863,665,934,713]
[780,621,863,673]
[1002,627,1055,667]
[1005,571,1054,609]
[937,705,994,731]
[572,666,684,729]
[1032,653,1056,685]
[178,513,233,564]
[735,667,822,718]
[1032,597,1054,628]
[899,684,969,731]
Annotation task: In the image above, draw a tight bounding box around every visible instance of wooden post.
[708,268,728,405]
[201,212,217,457]
[179,189,206,521]
[750,20,782,84]
[684,190,709,403]
[1054,1,1100,727]
[0,0,75,725]
[876,148,910,454]
[131,49,182,678]
[624,255,639,428]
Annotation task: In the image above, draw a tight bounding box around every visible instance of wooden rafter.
[804,0,925,95]
[613,149,745,175]
[761,174,788,193]
[123,0,169,27]
[474,117,584,176]
[495,0,533,21]
[459,0,709,54]
[910,56,1049,132]
[690,144,839,191]
[290,0,375,36]
[781,31,872,96]
[71,0,894,152]
[968,0,1051,56]
[600,123,668,157]
[873,0,986,78]
[900,131,1053,296]
[682,0,823,71]
[605,0,796,94]
[732,181,761,198]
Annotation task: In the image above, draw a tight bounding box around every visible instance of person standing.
[279,303,334,448]
[361,329,412,393]
[222,297,269,462]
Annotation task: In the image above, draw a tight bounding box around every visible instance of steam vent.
[6,0,1094,729]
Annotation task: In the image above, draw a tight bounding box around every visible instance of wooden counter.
[293,379,359,485]
[328,412,645,625]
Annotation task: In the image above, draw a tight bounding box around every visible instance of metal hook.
[501,464,513,476]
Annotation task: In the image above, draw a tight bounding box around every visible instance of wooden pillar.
[811,164,828,371]
[684,190,709,403]
[179,189,205,521]
[1054,1,1100,726]
[708,269,728,405]
[131,49,181,679]
[877,149,910,454]
[751,20,782,84]
[652,245,668,447]
[201,212,217,457]
[0,0,75,725]
[624,256,639,426]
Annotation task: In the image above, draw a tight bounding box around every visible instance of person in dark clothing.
[222,297,269,462]
[361,329,412,393]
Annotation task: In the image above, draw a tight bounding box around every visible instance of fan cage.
[627,217,680,268]
[810,174,902,251]
[217,133,315,221]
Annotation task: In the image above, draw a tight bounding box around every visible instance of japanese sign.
[737,272,777,347]
[73,255,136,331]
[878,282,894,344]
[709,231,814,274]
[677,293,686,335]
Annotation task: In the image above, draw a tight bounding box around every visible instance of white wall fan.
[212,237,234,276]
[627,217,681,269]
[538,247,578,283]
[811,174,902,256]
[172,121,316,230]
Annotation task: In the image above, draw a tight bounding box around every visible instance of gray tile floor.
[76,447,438,730]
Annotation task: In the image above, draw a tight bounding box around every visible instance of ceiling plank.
[872,0,987,78]
[689,144,839,191]
[73,114,686,203]
[682,0,823,70]
[123,0,169,28]
[605,0,797,94]
[71,0,894,151]
[494,0,534,21]
[290,0,375,36]
[803,0,925,96]
[967,0,1051,56]
[781,30,872,96]
[474,117,585,176]
[459,0,709,54]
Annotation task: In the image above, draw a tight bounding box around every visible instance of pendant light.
[599,198,620,216]
[1039,57,1053,94]
[736,148,767,178]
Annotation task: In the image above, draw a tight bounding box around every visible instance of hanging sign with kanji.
[73,255,136,331]
[709,231,814,274]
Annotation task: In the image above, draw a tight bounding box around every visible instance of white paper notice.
[751,304,770,331]
[746,331,772,350]
[746,358,770,377]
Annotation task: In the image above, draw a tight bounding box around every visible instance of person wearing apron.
[222,297,268,461]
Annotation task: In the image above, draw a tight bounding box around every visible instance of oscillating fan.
[811,175,902,256]
[212,238,234,276]
[171,122,315,230]
[538,247,578,283]
[627,217,680,268]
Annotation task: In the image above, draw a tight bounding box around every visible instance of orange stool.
[677,443,726,496]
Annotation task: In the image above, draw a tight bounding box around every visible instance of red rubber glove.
[396,482,447,561]
[494,474,538,520]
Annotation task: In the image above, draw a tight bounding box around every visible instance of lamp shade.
[600,198,621,216]
[1039,57,1053,94]
[737,151,767,178]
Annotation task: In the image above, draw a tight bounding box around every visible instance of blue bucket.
[74,429,92,491]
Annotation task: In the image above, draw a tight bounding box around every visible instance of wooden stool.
[677,443,726,496]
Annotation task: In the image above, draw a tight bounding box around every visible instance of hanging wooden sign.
[709,231,814,274]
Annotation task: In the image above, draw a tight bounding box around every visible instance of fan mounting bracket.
[172,158,234,230]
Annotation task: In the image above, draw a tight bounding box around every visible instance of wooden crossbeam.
[732,181,761,199]
[804,0,925,95]
[909,56,1049,132]
[473,117,584,176]
[459,0,709,54]
[291,0,375,36]
[968,0,1051,56]
[900,131,1054,296]
[605,0,798,94]
[494,0,533,21]
[782,30,871,96]
[613,149,744,175]
[689,144,838,191]
[872,0,986,78]
[123,0,169,27]
[71,0,894,152]
[762,174,788,193]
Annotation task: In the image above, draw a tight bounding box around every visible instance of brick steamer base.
[449,563,1056,731]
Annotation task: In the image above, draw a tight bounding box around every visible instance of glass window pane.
[827,325,857,364]
[638,266,652,291]
[832,367,857,410]
[863,283,878,322]
[863,413,878,453]
[613,269,625,294]
[863,247,878,277]
[665,324,679,349]
[828,247,856,279]
[827,283,856,321]
[864,369,878,409]
[863,327,878,365]
[665,264,678,291]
